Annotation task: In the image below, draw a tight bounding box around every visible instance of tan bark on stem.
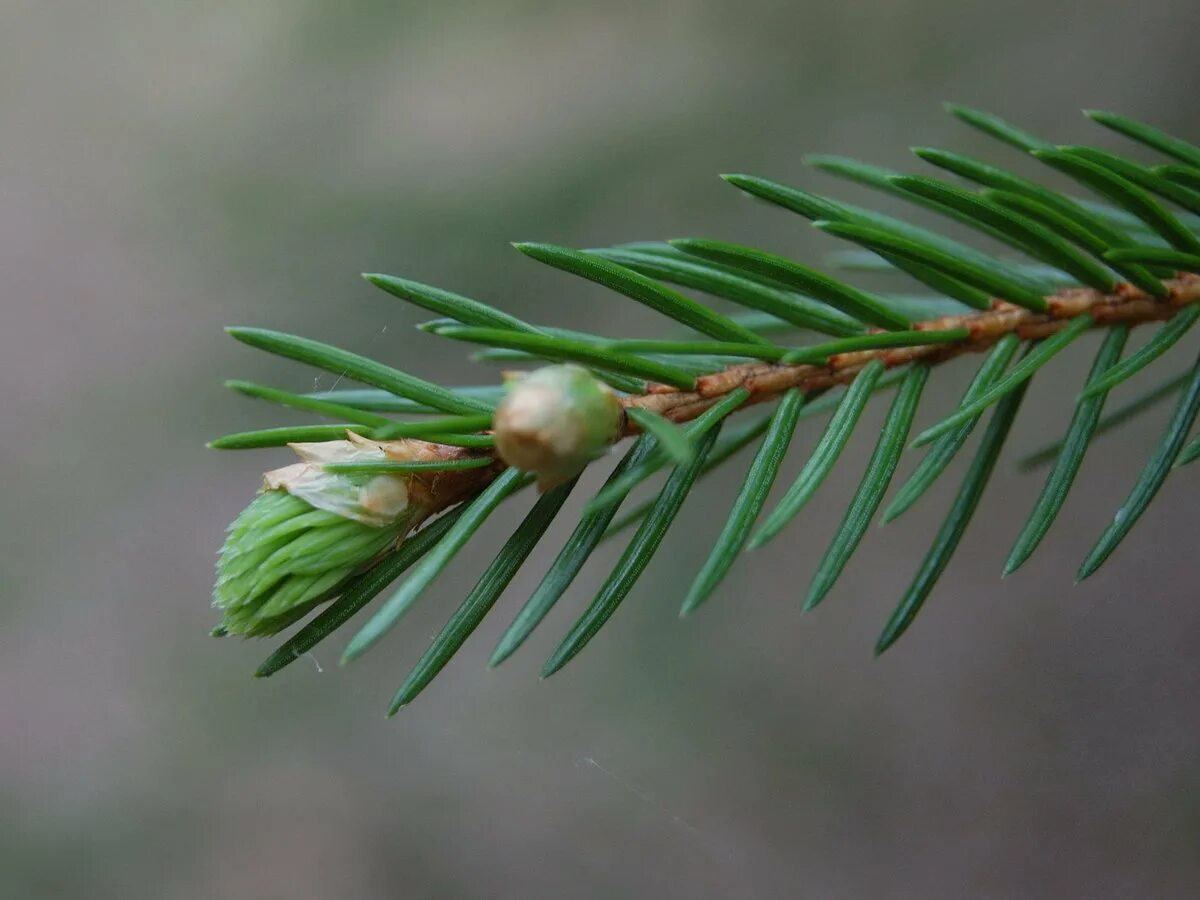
[620,274,1200,430]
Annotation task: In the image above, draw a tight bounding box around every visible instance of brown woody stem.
[620,274,1200,430]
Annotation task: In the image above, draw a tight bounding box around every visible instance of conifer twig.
[622,274,1200,428]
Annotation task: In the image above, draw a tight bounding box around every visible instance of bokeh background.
[4,1,1200,897]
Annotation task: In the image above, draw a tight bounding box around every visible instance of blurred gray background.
[4,1,1199,897]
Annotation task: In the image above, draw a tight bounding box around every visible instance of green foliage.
[911,146,1169,295]
[210,424,376,450]
[1078,306,1200,399]
[911,315,1095,446]
[1106,247,1200,272]
[489,437,657,667]
[804,363,928,610]
[542,425,721,677]
[583,388,749,515]
[889,175,1117,291]
[1077,352,1200,581]
[883,335,1021,522]
[256,509,464,677]
[1004,326,1129,574]
[321,458,494,475]
[814,217,1049,311]
[1062,147,1200,215]
[624,408,694,465]
[225,380,394,429]
[876,344,1034,654]
[1033,149,1200,254]
[1157,165,1200,193]
[590,244,865,336]
[212,105,1200,711]
[780,329,968,364]
[306,385,506,414]
[340,467,530,662]
[426,322,697,390]
[513,242,768,344]
[390,479,576,711]
[226,327,493,415]
[671,237,916,328]
[682,389,804,615]
[721,171,1055,296]
[1018,371,1191,470]
[945,102,1052,152]
[750,360,886,548]
[1085,110,1200,169]
[1177,434,1200,467]
[215,491,410,637]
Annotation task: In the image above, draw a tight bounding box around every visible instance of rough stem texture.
[621,274,1200,429]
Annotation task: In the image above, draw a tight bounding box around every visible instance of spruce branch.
[206,105,1200,711]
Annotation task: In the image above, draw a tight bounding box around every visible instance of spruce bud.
[213,433,493,636]
[492,365,624,489]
